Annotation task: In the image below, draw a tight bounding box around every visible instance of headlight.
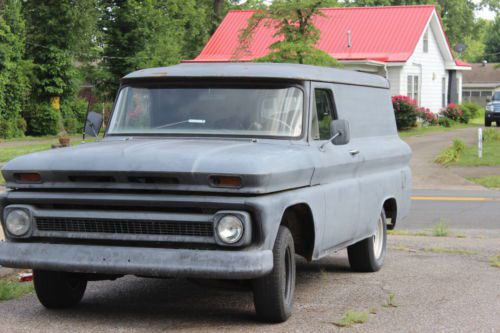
[5,209,31,236]
[216,215,244,244]
[486,104,494,112]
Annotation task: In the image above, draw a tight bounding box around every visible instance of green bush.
[440,104,469,124]
[461,102,483,119]
[438,117,451,127]
[392,96,418,130]
[61,98,88,134]
[25,103,61,136]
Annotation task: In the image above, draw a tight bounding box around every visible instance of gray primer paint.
[0,63,411,278]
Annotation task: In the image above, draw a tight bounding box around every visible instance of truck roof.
[122,63,389,89]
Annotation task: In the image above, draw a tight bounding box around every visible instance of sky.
[473,0,496,20]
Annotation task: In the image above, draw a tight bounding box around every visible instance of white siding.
[387,67,402,96]
[401,25,448,113]
[456,72,462,104]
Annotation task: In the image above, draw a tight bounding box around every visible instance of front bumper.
[0,242,273,279]
[485,111,500,121]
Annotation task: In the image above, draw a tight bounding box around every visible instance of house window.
[423,30,429,53]
[441,77,447,107]
[407,75,419,103]
[480,91,492,97]
[312,89,336,140]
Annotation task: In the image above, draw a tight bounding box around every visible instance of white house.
[190,5,471,113]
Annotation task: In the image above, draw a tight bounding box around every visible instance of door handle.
[349,149,360,156]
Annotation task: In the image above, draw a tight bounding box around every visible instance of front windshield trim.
[105,81,307,141]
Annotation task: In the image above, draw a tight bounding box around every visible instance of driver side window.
[312,88,336,140]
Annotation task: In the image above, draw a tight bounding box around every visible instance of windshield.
[107,85,304,138]
[493,92,500,101]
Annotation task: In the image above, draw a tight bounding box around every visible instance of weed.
[483,128,500,142]
[423,247,479,255]
[0,279,34,301]
[391,245,411,252]
[489,255,500,268]
[433,220,449,237]
[333,310,369,327]
[383,293,397,308]
[434,139,466,165]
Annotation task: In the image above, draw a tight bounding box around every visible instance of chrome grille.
[493,104,500,112]
[35,217,213,237]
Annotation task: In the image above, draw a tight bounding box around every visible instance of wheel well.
[280,204,315,261]
[383,198,397,230]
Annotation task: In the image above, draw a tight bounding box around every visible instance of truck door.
[309,83,361,251]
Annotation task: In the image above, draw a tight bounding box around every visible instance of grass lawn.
[0,173,4,185]
[0,278,34,301]
[467,176,500,189]
[399,123,473,138]
[0,143,54,164]
[451,140,500,167]
[469,109,485,126]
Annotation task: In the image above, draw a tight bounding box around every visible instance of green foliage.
[333,310,369,327]
[0,0,31,139]
[22,0,100,135]
[238,0,341,67]
[392,96,418,130]
[24,103,61,136]
[460,102,483,119]
[432,219,449,237]
[61,98,88,134]
[0,279,33,301]
[484,15,500,62]
[434,139,466,164]
[468,175,500,189]
[440,103,469,123]
[100,0,212,97]
[483,128,500,142]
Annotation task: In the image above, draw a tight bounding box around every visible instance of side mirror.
[84,111,103,137]
[330,119,350,145]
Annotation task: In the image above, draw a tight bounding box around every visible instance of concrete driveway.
[405,127,500,190]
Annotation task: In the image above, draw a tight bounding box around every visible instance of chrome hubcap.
[373,215,384,260]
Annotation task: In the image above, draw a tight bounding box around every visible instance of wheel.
[485,119,491,127]
[33,270,87,309]
[347,210,387,272]
[253,226,296,323]
[496,122,500,127]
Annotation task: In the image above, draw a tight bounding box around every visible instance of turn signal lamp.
[210,176,242,188]
[14,173,42,183]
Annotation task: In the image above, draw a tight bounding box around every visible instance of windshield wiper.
[155,119,206,129]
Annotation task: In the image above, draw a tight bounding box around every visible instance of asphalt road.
[404,189,500,234]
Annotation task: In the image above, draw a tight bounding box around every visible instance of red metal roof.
[194,5,439,63]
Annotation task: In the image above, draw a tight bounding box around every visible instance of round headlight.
[216,215,244,244]
[5,209,31,236]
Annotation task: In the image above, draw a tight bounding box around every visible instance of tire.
[496,122,500,127]
[485,119,491,127]
[253,226,296,323]
[347,211,387,272]
[33,270,87,309]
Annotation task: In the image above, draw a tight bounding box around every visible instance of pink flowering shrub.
[417,107,438,126]
[440,103,469,123]
[392,96,418,130]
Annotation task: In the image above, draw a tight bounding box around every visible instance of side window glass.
[312,89,335,140]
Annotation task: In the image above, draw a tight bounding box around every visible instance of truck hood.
[1,137,316,194]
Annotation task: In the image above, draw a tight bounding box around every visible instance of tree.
[238,0,341,66]
[23,0,100,135]
[484,15,500,62]
[100,0,212,97]
[462,18,491,62]
[0,0,31,138]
